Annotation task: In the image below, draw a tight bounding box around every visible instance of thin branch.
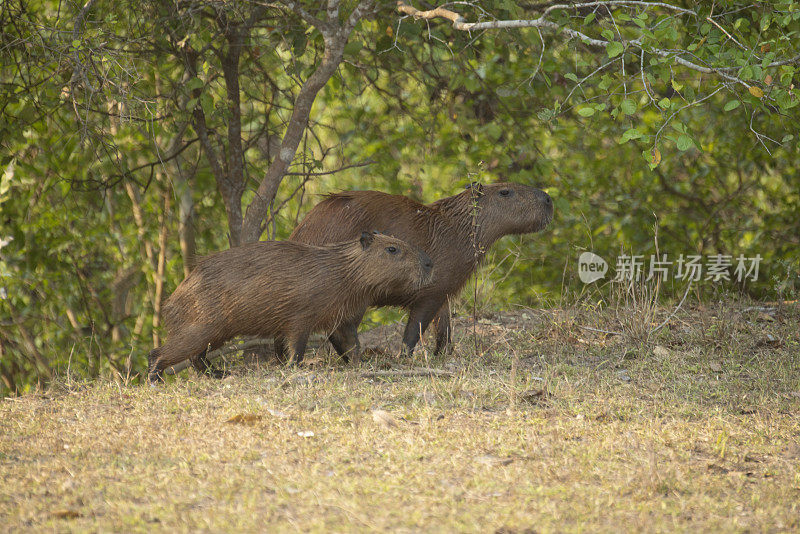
[283,159,375,176]
[396,1,800,89]
[650,281,691,334]
[358,368,454,378]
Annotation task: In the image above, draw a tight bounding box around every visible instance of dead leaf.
[519,389,547,404]
[784,443,800,459]
[650,148,662,166]
[653,345,671,358]
[757,312,775,322]
[475,454,514,467]
[743,452,764,463]
[761,43,770,53]
[707,463,730,474]
[708,361,723,373]
[765,74,773,86]
[296,430,315,438]
[748,86,764,98]
[52,509,82,519]
[416,390,436,404]
[226,414,262,425]
[371,409,399,429]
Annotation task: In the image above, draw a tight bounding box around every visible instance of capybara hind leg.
[432,302,452,355]
[402,299,445,357]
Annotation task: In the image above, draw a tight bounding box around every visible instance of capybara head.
[461,182,553,240]
[355,231,434,293]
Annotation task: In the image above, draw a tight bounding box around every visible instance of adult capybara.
[290,182,553,357]
[147,232,433,381]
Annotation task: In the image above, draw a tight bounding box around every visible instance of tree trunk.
[176,175,196,278]
[153,189,170,347]
[240,39,346,243]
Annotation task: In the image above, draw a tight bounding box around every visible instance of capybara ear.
[360,231,374,249]
[464,182,484,196]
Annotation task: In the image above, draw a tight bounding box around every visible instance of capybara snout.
[418,250,434,285]
[470,182,554,237]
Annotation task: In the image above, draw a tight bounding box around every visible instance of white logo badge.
[578,252,608,283]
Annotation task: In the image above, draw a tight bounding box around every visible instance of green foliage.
[1,0,799,392]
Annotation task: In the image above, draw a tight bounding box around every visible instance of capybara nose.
[537,189,552,206]
[420,251,434,274]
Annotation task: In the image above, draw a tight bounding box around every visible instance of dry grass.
[2,301,799,532]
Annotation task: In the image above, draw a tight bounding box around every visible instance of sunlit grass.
[2,302,798,532]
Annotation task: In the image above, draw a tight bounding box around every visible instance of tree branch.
[395,1,800,88]
[240,0,375,242]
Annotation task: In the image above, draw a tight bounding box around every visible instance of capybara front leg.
[329,313,363,364]
[286,332,309,365]
[274,336,288,363]
[338,324,362,365]
[191,348,227,379]
[432,302,453,355]
[148,349,164,383]
[402,299,444,357]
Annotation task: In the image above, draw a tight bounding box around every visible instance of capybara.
[290,182,553,357]
[147,232,433,381]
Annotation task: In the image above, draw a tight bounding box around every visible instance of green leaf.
[724,100,741,111]
[620,99,637,115]
[619,128,642,144]
[606,41,624,58]
[577,107,595,117]
[676,134,693,151]
[583,13,596,25]
[658,97,671,109]
[601,29,615,41]
[344,40,363,56]
[292,32,308,56]
[185,77,204,91]
[564,72,579,83]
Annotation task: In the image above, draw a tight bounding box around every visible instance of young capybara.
[147,232,433,381]
[289,182,553,357]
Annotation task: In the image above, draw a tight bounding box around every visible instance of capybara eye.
[499,189,512,197]
[386,246,398,254]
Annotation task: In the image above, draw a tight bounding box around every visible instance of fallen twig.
[358,368,453,378]
[578,325,622,336]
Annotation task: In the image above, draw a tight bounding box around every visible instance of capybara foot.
[191,350,227,379]
[148,368,164,384]
[147,349,164,384]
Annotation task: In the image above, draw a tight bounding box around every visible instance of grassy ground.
[2,301,799,532]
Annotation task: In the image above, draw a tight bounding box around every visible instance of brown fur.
[289,182,553,356]
[148,232,433,381]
